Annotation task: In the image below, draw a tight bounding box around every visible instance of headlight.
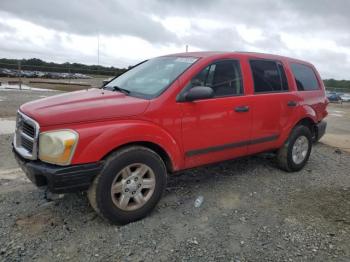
[39,130,78,165]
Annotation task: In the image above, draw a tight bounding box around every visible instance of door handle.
[234,105,249,112]
[287,101,297,107]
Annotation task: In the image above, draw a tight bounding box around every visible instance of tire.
[88,146,167,224]
[276,125,312,172]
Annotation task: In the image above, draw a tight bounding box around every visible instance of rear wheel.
[277,125,312,172]
[88,146,167,224]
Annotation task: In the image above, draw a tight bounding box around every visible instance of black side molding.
[186,134,279,157]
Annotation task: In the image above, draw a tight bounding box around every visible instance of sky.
[0,0,350,79]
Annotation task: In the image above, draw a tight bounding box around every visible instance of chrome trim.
[13,111,40,160]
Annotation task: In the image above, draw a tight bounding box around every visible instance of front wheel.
[88,146,167,224]
[276,125,312,172]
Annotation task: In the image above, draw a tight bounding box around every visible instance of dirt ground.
[0,89,350,261]
[0,76,107,92]
[321,102,350,152]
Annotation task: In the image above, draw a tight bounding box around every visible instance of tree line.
[323,79,350,90]
[0,58,128,76]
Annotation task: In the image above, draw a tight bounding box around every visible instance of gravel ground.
[0,89,350,261]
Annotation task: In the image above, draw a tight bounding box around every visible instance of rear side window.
[188,60,243,97]
[290,63,319,91]
[250,60,289,93]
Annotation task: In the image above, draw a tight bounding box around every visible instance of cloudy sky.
[0,0,350,79]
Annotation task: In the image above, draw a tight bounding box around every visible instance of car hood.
[20,88,150,127]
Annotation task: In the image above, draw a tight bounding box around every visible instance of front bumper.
[13,149,103,193]
[316,120,327,141]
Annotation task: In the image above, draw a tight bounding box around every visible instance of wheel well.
[102,141,174,173]
[296,118,316,139]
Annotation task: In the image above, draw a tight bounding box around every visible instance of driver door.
[180,59,252,168]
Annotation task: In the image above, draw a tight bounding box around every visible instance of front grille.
[21,136,34,153]
[22,122,35,137]
[13,111,39,160]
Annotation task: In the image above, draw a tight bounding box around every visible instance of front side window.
[104,56,198,98]
[187,60,243,97]
[290,63,319,91]
[250,60,289,93]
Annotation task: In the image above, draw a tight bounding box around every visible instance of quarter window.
[250,60,289,93]
[290,63,319,91]
[188,60,243,97]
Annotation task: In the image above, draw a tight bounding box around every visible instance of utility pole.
[97,33,100,76]
[68,63,71,84]
[18,60,22,90]
[97,34,100,66]
[185,45,188,52]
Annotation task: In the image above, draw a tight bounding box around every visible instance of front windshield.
[104,56,198,98]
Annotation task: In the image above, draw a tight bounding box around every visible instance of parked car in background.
[73,73,92,79]
[327,92,342,103]
[20,70,36,78]
[0,68,17,77]
[13,51,328,224]
[33,71,47,78]
[340,93,350,102]
[0,68,92,79]
[0,68,9,77]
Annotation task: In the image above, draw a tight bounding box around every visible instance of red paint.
[20,52,328,171]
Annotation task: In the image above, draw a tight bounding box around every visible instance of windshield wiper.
[106,85,130,95]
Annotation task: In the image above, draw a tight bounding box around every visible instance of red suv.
[13,52,328,224]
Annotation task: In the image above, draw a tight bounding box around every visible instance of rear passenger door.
[248,59,298,154]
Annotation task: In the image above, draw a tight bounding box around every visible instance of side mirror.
[184,86,214,102]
